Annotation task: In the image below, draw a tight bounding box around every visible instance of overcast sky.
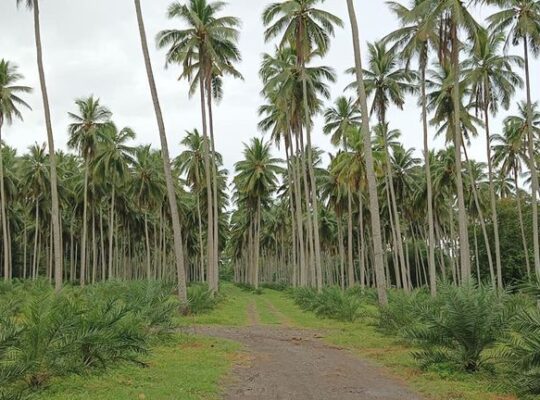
[1,0,539,179]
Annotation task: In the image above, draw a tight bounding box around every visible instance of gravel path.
[188,301,424,400]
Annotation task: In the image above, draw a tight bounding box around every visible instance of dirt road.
[190,302,423,400]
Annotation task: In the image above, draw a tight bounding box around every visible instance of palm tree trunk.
[134,0,187,303]
[346,0,387,305]
[358,190,366,290]
[100,208,105,281]
[462,143,495,286]
[92,208,97,284]
[285,144,298,288]
[301,79,323,291]
[80,163,89,286]
[421,62,437,296]
[347,188,354,288]
[0,122,10,281]
[299,134,315,286]
[33,0,62,291]
[206,81,220,291]
[108,185,115,279]
[523,38,540,277]
[254,198,261,289]
[515,170,531,279]
[337,218,345,289]
[196,195,205,282]
[33,201,39,279]
[290,130,307,286]
[198,77,215,293]
[484,102,503,289]
[145,213,151,280]
[451,19,471,283]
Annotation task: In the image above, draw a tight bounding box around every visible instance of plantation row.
[0,280,216,400]
[291,282,540,396]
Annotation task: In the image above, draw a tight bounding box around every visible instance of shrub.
[406,284,510,372]
[187,284,217,314]
[291,287,365,322]
[500,307,540,394]
[378,289,432,336]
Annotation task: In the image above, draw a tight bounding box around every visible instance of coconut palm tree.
[259,45,335,288]
[133,0,188,303]
[348,40,416,291]
[323,97,361,287]
[420,0,481,282]
[131,145,165,280]
[0,60,31,281]
[384,0,440,295]
[157,0,242,292]
[463,28,523,288]
[16,0,63,291]
[92,124,135,280]
[67,96,112,286]
[345,0,388,305]
[234,138,282,288]
[492,117,532,278]
[263,0,343,290]
[488,0,540,277]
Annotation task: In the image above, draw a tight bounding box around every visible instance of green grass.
[177,283,252,327]
[24,284,534,400]
[36,334,240,400]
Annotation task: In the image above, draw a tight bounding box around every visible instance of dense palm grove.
[2,0,540,303]
[2,0,540,398]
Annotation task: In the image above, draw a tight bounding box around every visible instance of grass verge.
[35,334,240,400]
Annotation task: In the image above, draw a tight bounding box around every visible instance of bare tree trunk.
[0,122,10,281]
[134,0,187,303]
[80,162,89,286]
[421,63,437,296]
[206,81,220,291]
[515,171,531,279]
[33,0,62,291]
[462,142,495,286]
[290,131,307,286]
[451,19,471,282]
[347,188,355,288]
[483,102,502,289]
[346,0,387,304]
[145,213,151,280]
[523,39,540,277]
[108,185,115,279]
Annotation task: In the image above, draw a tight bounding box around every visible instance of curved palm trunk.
[346,0,387,305]
[134,0,187,303]
[484,101,503,289]
[451,20,471,283]
[523,39,540,277]
[33,0,62,292]
[0,122,10,281]
[80,163,89,286]
[421,62,437,296]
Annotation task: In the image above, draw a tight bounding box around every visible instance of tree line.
[1,0,540,306]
